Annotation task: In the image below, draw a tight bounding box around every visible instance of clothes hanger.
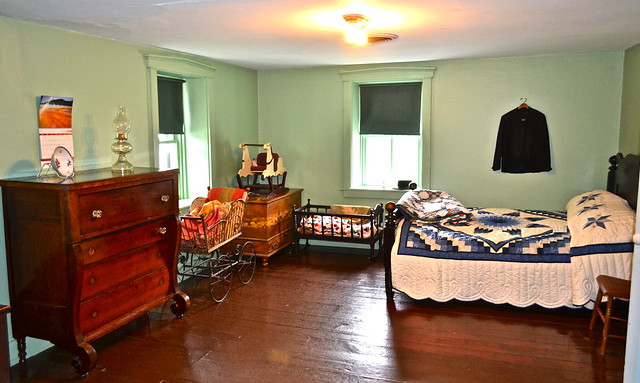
[518,97,529,109]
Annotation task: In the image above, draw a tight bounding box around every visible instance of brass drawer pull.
[160,195,170,203]
[157,227,167,235]
[92,210,103,219]
[88,248,95,256]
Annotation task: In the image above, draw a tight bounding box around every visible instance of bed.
[382,153,640,308]
[293,200,384,260]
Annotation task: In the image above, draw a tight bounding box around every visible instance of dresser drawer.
[80,240,175,301]
[245,229,293,257]
[78,180,176,237]
[79,268,171,335]
[77,216,178,266]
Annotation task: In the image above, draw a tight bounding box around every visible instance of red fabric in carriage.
[182,203,222,236]
[205,187,247,203]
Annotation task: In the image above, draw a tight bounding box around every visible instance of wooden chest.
[239,188,302,266]
[0,168,190,375]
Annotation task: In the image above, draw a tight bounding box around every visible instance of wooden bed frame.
[382,152,640,300]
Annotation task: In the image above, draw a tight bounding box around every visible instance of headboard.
[607,152,640,210]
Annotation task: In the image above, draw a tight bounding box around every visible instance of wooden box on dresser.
[240,188,302,266]
[0,168,190,375]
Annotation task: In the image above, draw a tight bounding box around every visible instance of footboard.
[383,202,399,300]
[293,200,384,260]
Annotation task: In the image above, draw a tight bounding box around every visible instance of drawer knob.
[161,195,170,203]
[157,227,168,235]
[89,278,96,285]
[88,248,95,256]
[92,311,98,318]
[92,210,103,219]
[159,279,164,286]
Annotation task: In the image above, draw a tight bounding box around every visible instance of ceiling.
[2,0,640,70]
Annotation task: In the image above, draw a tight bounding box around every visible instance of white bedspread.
[391,217,632,309]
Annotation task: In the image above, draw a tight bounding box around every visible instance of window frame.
[145,55,216,206]
[340,67,435,199]
[158,133,188,196]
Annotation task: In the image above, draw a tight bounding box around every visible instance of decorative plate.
[51,146,75,178]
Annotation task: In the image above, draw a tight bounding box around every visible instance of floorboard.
[9,246,626,382]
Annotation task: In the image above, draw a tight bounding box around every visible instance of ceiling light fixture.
[343,13,399,46]
[343,13,369,45]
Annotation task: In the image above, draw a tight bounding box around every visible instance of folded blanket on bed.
[397,189,471,221]
[566,190,635,255]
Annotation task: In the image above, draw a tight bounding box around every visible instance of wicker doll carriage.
[178,187,256,302]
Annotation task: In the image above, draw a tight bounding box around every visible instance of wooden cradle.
[293,200,384,261]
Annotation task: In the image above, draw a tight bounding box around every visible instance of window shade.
[158,77,185,135]
[359,82,422,135]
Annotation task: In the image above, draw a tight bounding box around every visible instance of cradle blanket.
[298,215,378,238]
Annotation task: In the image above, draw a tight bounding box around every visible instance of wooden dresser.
[240,188,302,266]
[0,168,189,375]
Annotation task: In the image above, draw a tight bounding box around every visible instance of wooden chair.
[589,275,631,355]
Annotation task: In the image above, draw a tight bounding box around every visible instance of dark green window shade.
[359,82,422,135]
[158,77,185,134]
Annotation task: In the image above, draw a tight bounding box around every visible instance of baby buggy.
[178,187,256,302]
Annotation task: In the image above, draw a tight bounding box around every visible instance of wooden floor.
[9,246,626,382]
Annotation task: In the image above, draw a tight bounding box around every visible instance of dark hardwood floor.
[9,246,626,382]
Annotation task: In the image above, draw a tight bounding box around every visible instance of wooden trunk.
[238,188,302,266]
[0,168,190,375]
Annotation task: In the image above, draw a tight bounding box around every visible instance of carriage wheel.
[208,252,232,302]
[237,241,257,285]
[176,252,190,286]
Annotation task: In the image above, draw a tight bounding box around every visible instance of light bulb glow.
[345,25,368,45]
[344,13,369,46]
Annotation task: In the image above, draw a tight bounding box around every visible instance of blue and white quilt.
[398,208,572,263]
[396,190,634,263]
[391,189,635,308]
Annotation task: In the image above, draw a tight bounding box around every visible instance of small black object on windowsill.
[395,180,417,190]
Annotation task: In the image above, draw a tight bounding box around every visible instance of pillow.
[566,190,635,248]
[330,204,372,216]
[397,189,470,221]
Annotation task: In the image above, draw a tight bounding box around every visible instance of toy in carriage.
[236,142,287,194]
[178,187,256,302]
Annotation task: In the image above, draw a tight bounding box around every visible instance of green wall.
[619,44,640,155]
[0,15,258,363]
[1,12,639,369]
[258,53,624,210]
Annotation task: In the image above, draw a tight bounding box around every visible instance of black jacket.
[492,107,551,173]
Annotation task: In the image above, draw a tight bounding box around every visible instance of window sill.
[341,188,412,200]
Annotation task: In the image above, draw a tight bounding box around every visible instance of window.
[157,77,188,196]
[340,67,435,197]
[145,55,215,206]
[359,82,422,188]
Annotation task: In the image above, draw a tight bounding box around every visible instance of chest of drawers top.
[0,167,179,241]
